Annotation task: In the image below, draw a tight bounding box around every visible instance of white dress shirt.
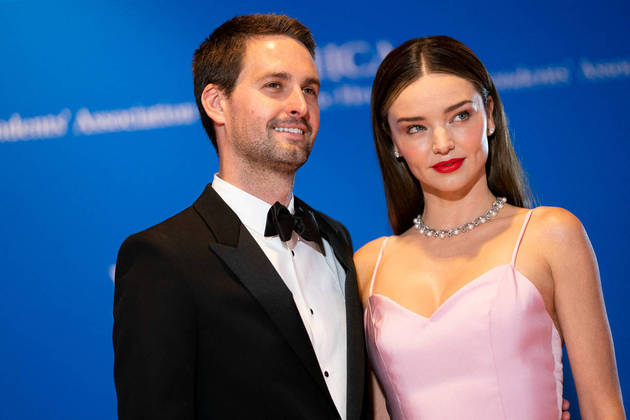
[212,174,348,419]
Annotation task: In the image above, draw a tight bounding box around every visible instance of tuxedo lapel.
[342,265,366,420]
[296,198,366,420]
[192,186,331,397]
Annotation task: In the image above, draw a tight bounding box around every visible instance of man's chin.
[250,139,312,173]
[276,154,310,173]
[281,143,311,163]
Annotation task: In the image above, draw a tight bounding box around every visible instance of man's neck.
[217,165,294,206]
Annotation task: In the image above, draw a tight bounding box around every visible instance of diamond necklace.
[414,197,507,239]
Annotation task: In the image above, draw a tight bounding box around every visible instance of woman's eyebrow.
[395,99,472,124]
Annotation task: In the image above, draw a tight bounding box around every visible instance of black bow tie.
[264,201,325,254]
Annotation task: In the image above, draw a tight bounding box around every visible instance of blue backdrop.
[1,0,628,418]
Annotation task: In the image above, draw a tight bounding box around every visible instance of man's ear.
[201,84,227,126]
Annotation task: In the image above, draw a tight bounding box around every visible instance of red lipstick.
[432,158,465,173]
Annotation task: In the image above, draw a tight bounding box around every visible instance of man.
[113,14,368,419]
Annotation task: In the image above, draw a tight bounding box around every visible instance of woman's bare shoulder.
[527,206,592,269]
[355,236,389,259]
[354,236,389,273]
[529,206,585,242]
[354,236,389,298]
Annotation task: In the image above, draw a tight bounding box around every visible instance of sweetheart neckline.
[367,264,540,321]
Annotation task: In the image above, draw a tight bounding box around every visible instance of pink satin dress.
[364,210,563,419]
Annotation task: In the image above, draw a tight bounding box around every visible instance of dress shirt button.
[310,308,314,315]
[324,371,329,378]
[291,250,295,256]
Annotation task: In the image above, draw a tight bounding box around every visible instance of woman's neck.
[420,180,497,230]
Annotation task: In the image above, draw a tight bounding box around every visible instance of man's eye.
[266,82,281,89]
[303,87,317,96]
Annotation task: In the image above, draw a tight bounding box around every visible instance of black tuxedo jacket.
[113,185,369,419]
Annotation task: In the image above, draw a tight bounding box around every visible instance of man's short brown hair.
[192,14,316,150]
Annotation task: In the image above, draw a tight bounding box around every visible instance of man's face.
[223,35,320,174]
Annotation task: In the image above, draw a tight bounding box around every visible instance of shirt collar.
[211,173,294,235]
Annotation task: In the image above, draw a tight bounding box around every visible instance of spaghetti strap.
[368,237,389,296]
[511,209,534,266]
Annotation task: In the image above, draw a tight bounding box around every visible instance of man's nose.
[432,126,454,154]
[287,86,308,117]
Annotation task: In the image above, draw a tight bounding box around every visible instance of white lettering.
[319,85,371,110]
[492,65,570,91]
[0,109,71,142]
[73,102,198,136]
[316,40,393,82]
[581,58,630,80]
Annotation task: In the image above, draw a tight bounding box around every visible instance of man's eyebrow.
[303,77,320,88]
[395,100,473,124]
[257,72,320,88]
[258,72,291,82]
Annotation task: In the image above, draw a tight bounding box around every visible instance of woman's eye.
[454,111,470,121]
[407,125,426,134]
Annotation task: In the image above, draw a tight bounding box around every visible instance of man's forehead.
[243,35,313,63]
[239,35,318,79]
[245,34,307,51]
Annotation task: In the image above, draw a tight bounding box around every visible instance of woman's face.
[387,73,494,196]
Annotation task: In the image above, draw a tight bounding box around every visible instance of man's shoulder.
[115,205,201,270]
[117,186,220,259]
[124,205,201,246]
[121,185,226,248]
[114,191,232,281]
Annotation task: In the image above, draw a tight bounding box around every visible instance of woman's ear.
[486,95,495,135]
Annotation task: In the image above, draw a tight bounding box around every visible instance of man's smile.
[274,127,305,135]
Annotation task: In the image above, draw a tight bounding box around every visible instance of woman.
[355,36,624,419]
